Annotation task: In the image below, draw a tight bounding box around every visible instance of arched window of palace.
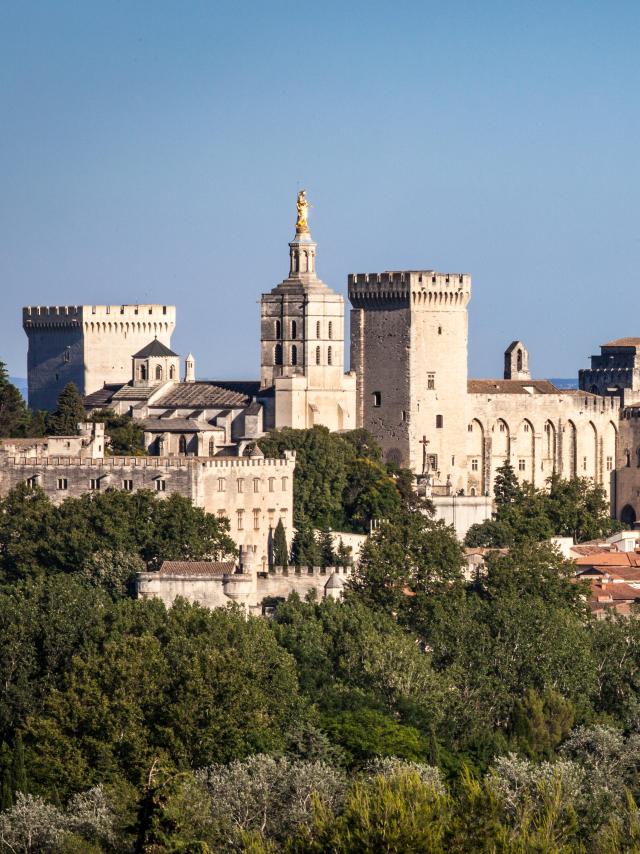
[291,345,298,366]
[179,435,187,455]
[155,365,163,381]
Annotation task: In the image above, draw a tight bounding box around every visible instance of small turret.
[504,341,531,381]
[184,353,196,383]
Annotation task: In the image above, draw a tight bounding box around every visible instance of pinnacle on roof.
[132,338,179,359]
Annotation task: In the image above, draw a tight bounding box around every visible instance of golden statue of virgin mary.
[295,189,310,233]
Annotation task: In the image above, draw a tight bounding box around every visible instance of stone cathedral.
[21,191,640,530]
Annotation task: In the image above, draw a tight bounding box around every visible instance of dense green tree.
[290,768,449,852]
[24,601,308,800]
[259,427,354,527]
[289,516,320,566]
[0,363,29,438]
[349,509,465,613]
[272,518,289,568]
[258,426,404,532]
[465,471,620,547]
[0,485,236,583]
[342,458,402,533]
[90,408,147,456]
[46,383,86,436]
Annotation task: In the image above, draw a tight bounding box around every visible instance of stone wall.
[0,450,295,564]
[136,565,352,613]
[467,391,619,503]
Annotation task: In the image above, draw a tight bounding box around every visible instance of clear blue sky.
[1,1,639,382]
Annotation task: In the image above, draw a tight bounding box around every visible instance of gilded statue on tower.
[296,189,310,233]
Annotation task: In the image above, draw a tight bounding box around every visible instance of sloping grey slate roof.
[84,384,124,406]
[132,339,179,359]
[141,418,223,433]
[153,382,250,408]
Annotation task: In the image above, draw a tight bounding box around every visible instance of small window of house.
[427,373,435,390]
[471,459,478,472]
[519,459,526,471]
[155,479,166,492]
[122,479,133,491]
[90,478,100,491]
[373,391,381,407]
[57,478,68,490]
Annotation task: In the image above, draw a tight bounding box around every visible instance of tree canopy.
[465,461,621,547]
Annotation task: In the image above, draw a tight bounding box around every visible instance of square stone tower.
[349,270,471,490]
[260,192,356,431]
[23,304,176,411]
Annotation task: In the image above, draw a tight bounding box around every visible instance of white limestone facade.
[260,213,356,431]
[349,270,619,510]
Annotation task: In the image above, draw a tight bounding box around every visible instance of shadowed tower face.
[259,192,355,431]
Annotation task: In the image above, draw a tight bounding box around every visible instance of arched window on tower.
[208,439,215,456]
[315,346,321,365]
[316,321,321,338]
[275,320,281,338]
[291,345,298,366]
[179,435,187,455]
[155,365,163,381]
[169,365,175,380]
[275,343,283,366]
[328,321,333,340]
[327,346,332,365]
[140,364,147,381]
[517,349,523,372]
[291,320,297,339]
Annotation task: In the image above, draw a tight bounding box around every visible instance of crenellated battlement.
[23,304,176,330]
[348,270,471,307]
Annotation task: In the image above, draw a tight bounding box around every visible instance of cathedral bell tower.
[259,191,356,431]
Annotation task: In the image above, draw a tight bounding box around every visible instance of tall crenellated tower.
[349,270,471,490]
[23,304,176,411]
[260,192,356,430]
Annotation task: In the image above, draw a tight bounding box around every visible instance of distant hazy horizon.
[2,2,639,382]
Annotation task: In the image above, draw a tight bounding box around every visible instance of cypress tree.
[11,734,26,794]
[318,527,336,568]
[272,518,289,568]
[290,516,321,567]
[47,383,85,435]
[494,459,520,507]
[0,362,29,438]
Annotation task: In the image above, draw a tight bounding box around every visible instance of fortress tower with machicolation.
[349,270,472,490]
[23,304,176,411]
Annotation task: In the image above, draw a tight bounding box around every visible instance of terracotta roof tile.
[157,561,236,577]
